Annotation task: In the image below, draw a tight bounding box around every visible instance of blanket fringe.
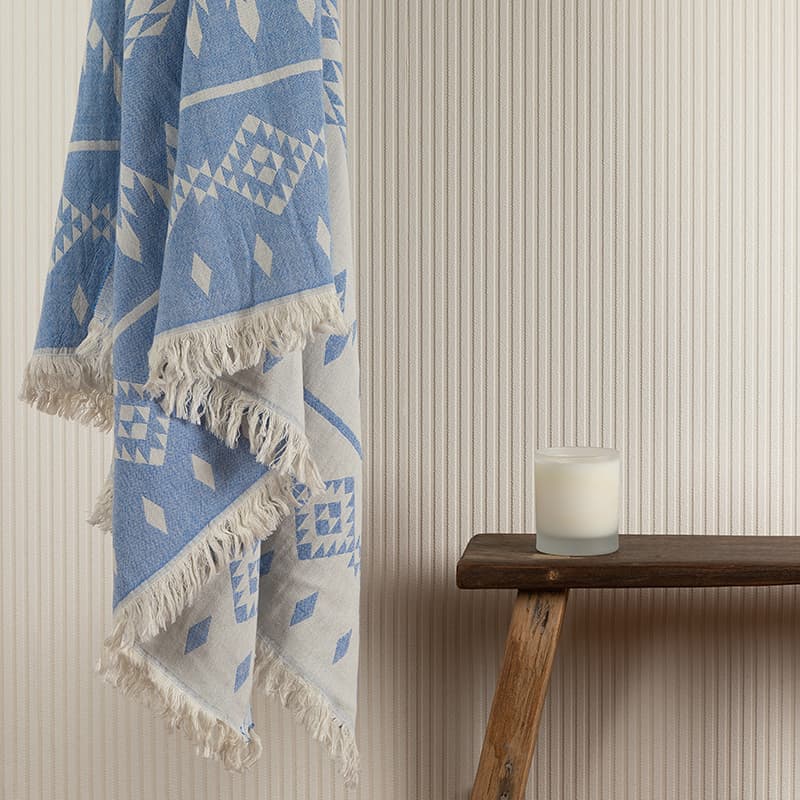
[87,468,114,532]
[144,290,342,491]
[153,377,323,493]
[19,319,114,430]
[145,288,340,491]
[99,633,262,771]
[146,287,346,389]
[114,473,295,644]
[76,315,114,381]
[254,636,360,787]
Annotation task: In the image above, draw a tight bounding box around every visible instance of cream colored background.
[3,0,800,798]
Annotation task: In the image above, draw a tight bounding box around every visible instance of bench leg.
[470,589,569,800]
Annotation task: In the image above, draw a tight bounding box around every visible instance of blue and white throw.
[21,0,361,783]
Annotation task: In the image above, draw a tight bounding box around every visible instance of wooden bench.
[456,534,800,800]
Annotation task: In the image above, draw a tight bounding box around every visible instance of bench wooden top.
[456,534,800,590]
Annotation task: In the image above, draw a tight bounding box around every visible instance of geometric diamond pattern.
[294,476,359,575]
[86,18,122,104]
[117,164,170,264]
[233,652,252,692]
[332,629,351,664]
[124,0,176,59]
[191,454,216,489]
[71,285,89,324]
[170,115,326,228]
[184,615,212,653]
[230,541,259,624]
[323,61,346,136]
[51,195,114,271]
[224,116,325,215]
[253,233,272,277]
[114,381,169,466]
[142,495,168,534]
[289,591,318,626]
[321,0,346,141]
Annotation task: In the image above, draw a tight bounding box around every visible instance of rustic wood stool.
[456,534,800,800]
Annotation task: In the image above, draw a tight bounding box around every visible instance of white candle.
[534,448,621,556]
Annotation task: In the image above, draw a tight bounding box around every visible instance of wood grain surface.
[457,534,800,590]
[470,590,569,800]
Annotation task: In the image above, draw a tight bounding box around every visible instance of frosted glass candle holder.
[534,447,621,556]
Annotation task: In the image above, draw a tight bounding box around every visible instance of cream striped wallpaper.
[2,0,800,798]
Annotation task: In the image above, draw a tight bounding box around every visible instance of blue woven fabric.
[22,0,361,783]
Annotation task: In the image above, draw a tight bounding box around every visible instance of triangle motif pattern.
[294,475,359,576]
[124,0,177,59]
[321,0,346,143]
[85,18,122,103]
[113,381,169,466]
[50,196,114,271]
[229,541,260,624]
[118,164,170,264]
[169,116,326,231]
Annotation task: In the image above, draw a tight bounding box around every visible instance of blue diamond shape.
[234,652,252,692]
[333,629,352,664]
[184,615,212,654]
[290,591,319,626]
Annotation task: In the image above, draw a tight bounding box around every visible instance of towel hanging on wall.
[20,0,361,783]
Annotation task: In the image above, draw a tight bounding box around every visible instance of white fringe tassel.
[112,472,295,644]
[254,636,360,787]
[87,468,114,532]
[146,287,346,388]
[25,293,357,779]
[98,633,262,771]
[144,290,343,492]
[154,376,323,494]
[19,320,114,431]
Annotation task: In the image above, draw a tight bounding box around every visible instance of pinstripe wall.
[2,0,799,798]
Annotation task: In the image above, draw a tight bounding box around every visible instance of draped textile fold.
[20,0,361,784]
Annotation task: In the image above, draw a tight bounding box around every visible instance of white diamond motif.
[142,496,168,534]
[253,234,272,277]
[191,253,212,295]
[316,217,330,256]
[191,454,216,490]
[72,285,89,323]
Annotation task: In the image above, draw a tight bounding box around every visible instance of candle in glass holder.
[534,447,621,556]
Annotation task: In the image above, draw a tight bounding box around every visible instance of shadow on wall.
[538,584,800,797]
[359,549,513,797]
[363,557,799,798]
